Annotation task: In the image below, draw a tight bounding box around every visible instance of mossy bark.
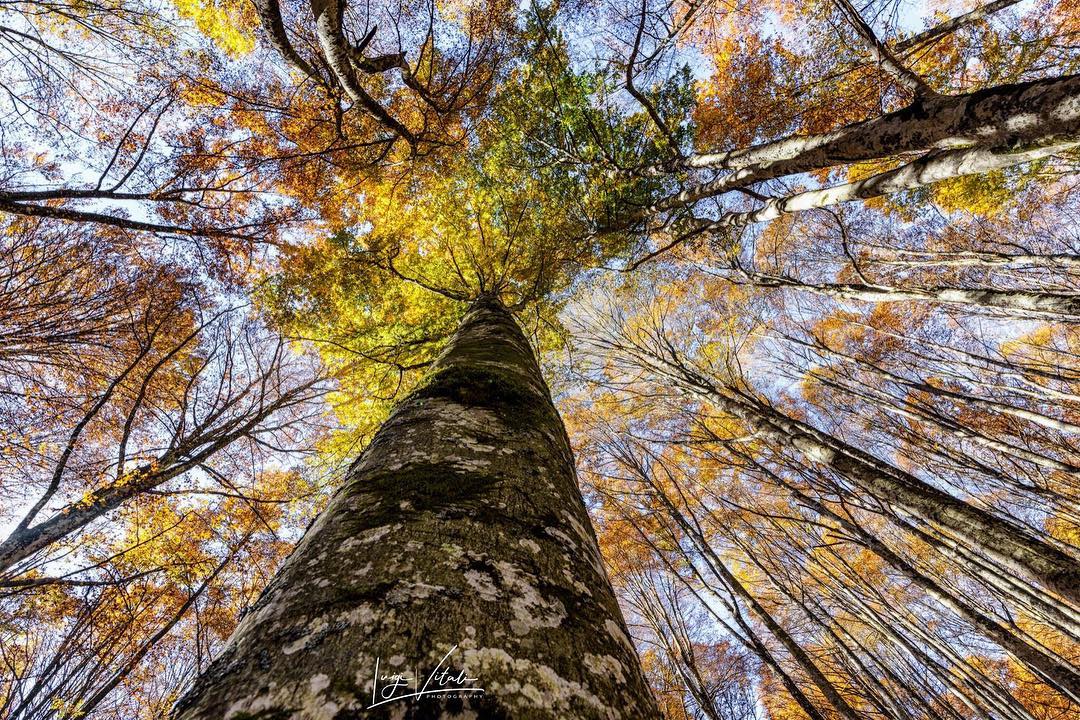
[173,296,660,719]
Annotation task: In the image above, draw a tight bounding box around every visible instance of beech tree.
[173,294,659,718]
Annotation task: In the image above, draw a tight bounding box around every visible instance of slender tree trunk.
[689,577,830,720]
[742,270,1080,320]
[780,330,1080,436]
[709,140,1079,230]
[845,319,1080,391]
[648,72,1080,192]
[893,0,1021,52]
[704,385,1080,605]
[871,250,1080,269]
[645,483,865,720]
[790,485,1080,702]
[173,296,659,719]
[891,513,1080,641]
[74,549,238,717]
[0,418,271,573]
[811,370,1078,474]
[637,517,830,720]
[632,582,723,720]
[701,553,864,720]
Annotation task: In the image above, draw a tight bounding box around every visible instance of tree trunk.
[173,295,659,719]
[742,271,1080,320]
[645,482,865,720]
[693,383,1080,605]
[651,72,1080,192]
[789,484,1080,703]
[707,140,1079,230]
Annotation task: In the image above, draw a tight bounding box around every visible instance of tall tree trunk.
[645,72,1080,195]
[173,296,659,719]
[742,391,1080,603]
[674,375,1080,604]
[740,270,1080,320]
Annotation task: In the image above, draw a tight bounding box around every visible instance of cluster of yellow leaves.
[173,0,256,56]
[931,168,1021,217]
[436,0,515,35]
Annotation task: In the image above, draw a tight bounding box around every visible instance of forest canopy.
[1,0,1078,718]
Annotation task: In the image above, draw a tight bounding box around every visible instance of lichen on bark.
[173,295,660,720]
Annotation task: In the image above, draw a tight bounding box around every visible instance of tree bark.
[173,296,659,719]
[704,140,1079,231]
[893,0,1021,52]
